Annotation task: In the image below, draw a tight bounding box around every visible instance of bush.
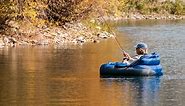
[117,0,185,15]
[0,0,16,29]
[174,0,185,15]
[162,0,185,15]
[1,0,185,30]
[45,0,93,25]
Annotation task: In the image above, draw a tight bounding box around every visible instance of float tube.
[100,53,163,77]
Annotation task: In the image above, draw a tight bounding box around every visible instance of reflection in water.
[1,20,185,105]
[0,44,161,106]
[0,41,127,105]
[0,47,49,105]
[100,77,161,106]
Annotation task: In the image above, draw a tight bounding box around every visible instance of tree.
[45,0,93,25]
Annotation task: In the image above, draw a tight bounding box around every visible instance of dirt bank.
[0,21,114,48]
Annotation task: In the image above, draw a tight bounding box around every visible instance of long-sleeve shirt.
[123,55,143,65]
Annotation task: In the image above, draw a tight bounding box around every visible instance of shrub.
[45,0,93,25]
[162,0,185,15]
[0,0,17,29]
[117,0,185,15]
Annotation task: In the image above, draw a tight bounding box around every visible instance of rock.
[109,34,115,38]
[37,40,49,45]
[9,37,17,44]
[3,36,9,45]
[30,40,38,44]
[93,39,99,43]
[10,42,16,47]
[97,32,109,39]
[0,37,5,47]
[19,41,29,45]
[76,36,86,43]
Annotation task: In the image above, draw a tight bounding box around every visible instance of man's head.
[135,43,148,55]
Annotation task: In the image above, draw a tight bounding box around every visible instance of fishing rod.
[96,9,125,52]
[96,10,134,63]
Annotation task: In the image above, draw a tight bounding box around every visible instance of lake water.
[1,20,185,106]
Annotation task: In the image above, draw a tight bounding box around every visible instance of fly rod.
[97,10,125,52]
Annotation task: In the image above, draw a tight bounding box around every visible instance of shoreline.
[0,21,114,48]
[100,13,185,21]
[0,13,185,48]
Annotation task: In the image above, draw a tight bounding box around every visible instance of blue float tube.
[100,53,163,77]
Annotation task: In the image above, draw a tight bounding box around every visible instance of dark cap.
[135,42,148,49]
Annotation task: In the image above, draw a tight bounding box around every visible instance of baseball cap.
[135,42,148,49]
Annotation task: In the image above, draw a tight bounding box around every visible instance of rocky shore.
[0,13,185,48]
[102,13,185,21]
[0,21,114,48]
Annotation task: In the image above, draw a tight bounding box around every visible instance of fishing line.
[96,9,125,52]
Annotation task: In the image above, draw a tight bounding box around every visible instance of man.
[122,42,148,65]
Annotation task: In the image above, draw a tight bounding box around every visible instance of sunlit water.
[1,20,185,106]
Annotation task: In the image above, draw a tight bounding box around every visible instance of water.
[117,20,185,76]
[1,20,185,106]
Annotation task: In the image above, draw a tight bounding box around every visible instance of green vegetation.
[0,0,185,30]
[118,0,185,15]
[162,0,185,15]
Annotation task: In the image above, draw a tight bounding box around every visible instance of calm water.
[1,20,185,106]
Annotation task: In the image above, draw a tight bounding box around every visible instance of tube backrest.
[129,53,160,66]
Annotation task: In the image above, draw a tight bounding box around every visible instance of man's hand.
[122,51,131,60]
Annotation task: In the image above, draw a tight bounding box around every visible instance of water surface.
[1,20,185,106]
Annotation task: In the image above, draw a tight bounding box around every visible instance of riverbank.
[0,20,114,47]
[101,13,185,21]
[0,13,185,48]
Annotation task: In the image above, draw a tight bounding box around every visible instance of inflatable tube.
[100,53,163,77]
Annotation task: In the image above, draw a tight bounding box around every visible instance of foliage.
[45,0,93,25]
[0,0,17,29]
[119,0,185,15]
[162,0,185,15]
[1,0,185,30]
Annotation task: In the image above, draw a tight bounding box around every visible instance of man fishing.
[122,42,148,65]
